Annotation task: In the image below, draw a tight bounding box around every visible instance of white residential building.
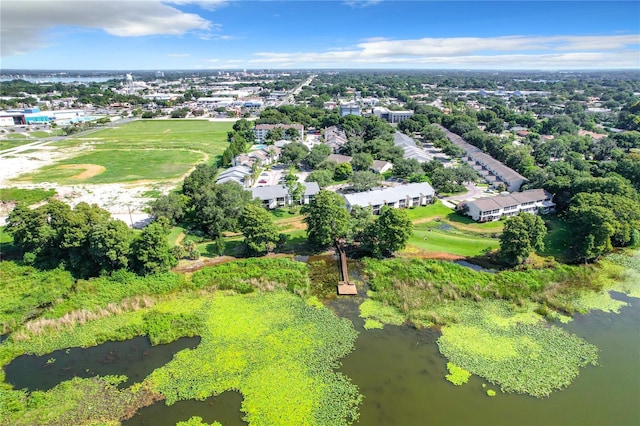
[343,182,435,215]
[249,182,320,209]
[459,189,555,222]
[253,123,304,143]
[339,102,361,117]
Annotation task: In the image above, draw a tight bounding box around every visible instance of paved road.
[440,182,488,204]
[277,74,316,106]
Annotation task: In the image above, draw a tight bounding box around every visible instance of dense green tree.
[348,205,373,241]
[334,162,353,181]
[182,163,218,197]
[567,205,616,263]
[499,213,546,266]
[392,158,422,179]
[131,219,177,275]
[149,193,188,225]
[239,204,280,256]
[486,118,505,134]
[283,166,306,210]
[6,203,53,255]
[285,127,300,140]
[349,171,380,192]
[281,142,309,165]
[305,143,331,169]
[362,206,412,257]
[351,152,374,171]
[265,127,284,143]
[88,220,133,272]
[190,181,254,238]
[302,190,351,250]
[305,169,334,188]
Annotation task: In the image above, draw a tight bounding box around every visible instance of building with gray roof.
[249,182,320,209]
[343,182,435,215]
[459,189,554,222]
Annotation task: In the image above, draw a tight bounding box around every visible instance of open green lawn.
[405,221,499,257]
[407,201,504,232]
[540,217,572,261]
[0,187,56,204]
[16,149,205,184]
[0,138,33,151]
[53,119,233,158]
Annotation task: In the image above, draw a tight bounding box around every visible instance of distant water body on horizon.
[0,76,121,83]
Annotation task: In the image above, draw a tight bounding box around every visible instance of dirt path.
[58,164,107,180]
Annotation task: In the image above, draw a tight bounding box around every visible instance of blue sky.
[1,1,639,70]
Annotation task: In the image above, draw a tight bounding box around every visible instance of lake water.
[4,290,638,425]
[5,336,200,392]
[334,292,640,426]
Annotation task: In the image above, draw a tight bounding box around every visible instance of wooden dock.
[336,243,357,295]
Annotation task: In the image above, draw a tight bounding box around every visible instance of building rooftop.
[343,182,435,208]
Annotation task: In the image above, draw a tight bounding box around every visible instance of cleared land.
[0,119,234,226]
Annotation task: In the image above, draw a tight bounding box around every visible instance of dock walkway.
[336,242,357,295]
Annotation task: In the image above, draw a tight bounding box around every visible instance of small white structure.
[343,182,435,215]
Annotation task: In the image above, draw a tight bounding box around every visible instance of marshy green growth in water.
[359,256,640,398]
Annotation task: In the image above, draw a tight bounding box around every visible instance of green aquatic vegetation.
[363,319,384,330]
[177,417,222,426]
[1,292,361,425]
[191,257,310,295]
[573,290,628,314]
[487,389,496,397]
[437,302,598,398]
[602,252,640,298]
[143,310,204,345]
[445,363,471,386]
[359,299,405,329]
[149,292,361,425]
[0,375,158,426]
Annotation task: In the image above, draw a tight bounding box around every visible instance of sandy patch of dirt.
[58,164,106,180]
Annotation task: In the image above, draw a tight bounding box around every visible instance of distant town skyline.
[1,1,639,70]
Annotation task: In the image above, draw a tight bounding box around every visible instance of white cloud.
[343,0,383,8]
[248,34,640,69]
[168,53,190,57]
[1,0,212,56]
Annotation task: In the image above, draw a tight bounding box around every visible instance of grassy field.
[0,138,33,151]
[54,120,233,157]
[17,149,205,184]
[405,221,499,257]
[540,217,572,261]
[0,187,57,204]
[13,120,233,185]
[406,202,504,232]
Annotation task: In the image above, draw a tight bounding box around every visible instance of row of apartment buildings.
[435,124,528,192]
[247,182,435,215]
